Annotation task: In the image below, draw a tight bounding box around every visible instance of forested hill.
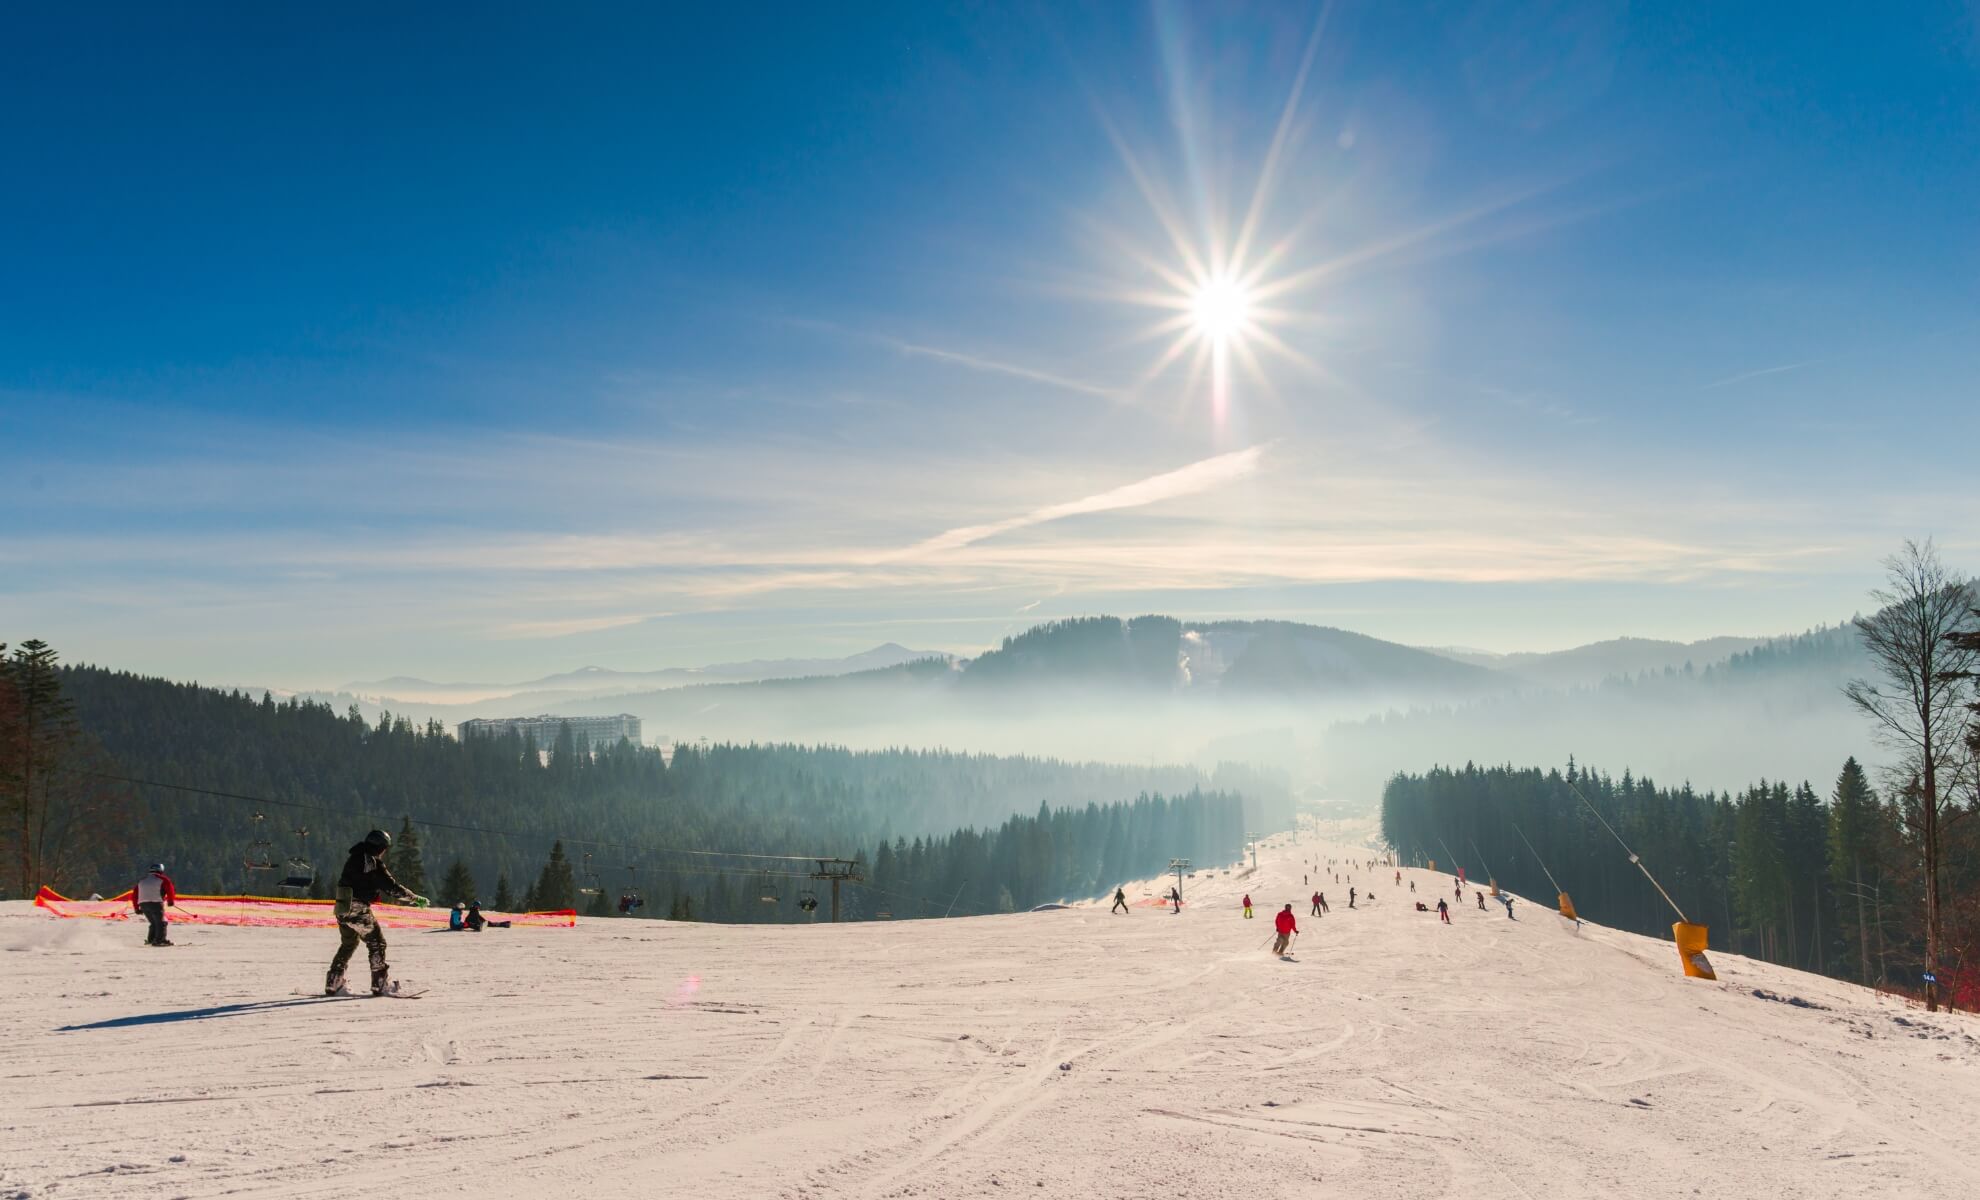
[56,665,1290,920]
[958,615,1501,694]
[1380,760,1975,998]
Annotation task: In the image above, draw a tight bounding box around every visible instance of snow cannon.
[1557,892,1578,921]
[1673,921,1716,980]
[1427,859,1436,872]
[1489,879,1500,897]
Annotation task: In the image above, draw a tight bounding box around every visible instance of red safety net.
[34,887,575,929]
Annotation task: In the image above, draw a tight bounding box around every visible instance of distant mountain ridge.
[1423,635,1772,688]
[340,643,945,704]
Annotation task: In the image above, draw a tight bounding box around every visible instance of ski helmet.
[150,862,166,872]
[363,828,392,850]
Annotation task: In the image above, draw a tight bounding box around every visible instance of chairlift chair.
[578,852,603,897]
[243,813,275,873]
[277,827,315,897]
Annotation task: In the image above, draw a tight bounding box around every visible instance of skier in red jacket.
[1272,904,1298,955]
[132,863,177,946]
[1242,893,1254,918]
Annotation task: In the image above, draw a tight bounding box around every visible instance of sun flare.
[1189,276,1253,344]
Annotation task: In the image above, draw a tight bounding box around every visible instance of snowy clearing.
[3,836,1976,1199]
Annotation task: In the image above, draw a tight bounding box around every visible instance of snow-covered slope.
[3,836,1975,1199]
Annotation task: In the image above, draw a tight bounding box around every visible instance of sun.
[1189,275,1253,345]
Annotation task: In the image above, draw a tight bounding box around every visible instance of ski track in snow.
[2,835,1978,1199]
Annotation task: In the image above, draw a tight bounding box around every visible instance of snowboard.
[297,984,427,1000]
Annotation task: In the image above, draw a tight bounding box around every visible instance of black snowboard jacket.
[336,843,408,906]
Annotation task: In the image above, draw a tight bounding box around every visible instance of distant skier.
[131,863,177,946]
[1272,904,1299,956]
[326,828,426,995]
[1316,891,1330,915]
[1168,886,1181,914]
[1501,894,1516,920]
[1348,887,1357,909]
[1112,887,1129,915]
[1310,890,1322,916]
[1242,894,1254,919]
[1477,891,1486,911]
[1409,879,1415,893]
[1436,897,1451,924]
[1394,870,1401,886]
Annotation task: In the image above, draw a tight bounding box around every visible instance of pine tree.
[440,858,477,906]
[1828,758,1884,982]
[394,816,429,898]
[0,640,126,894]
[531,840,576,911]
[493,872,515,911]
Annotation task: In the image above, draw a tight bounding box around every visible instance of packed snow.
[3,833,1977,1199]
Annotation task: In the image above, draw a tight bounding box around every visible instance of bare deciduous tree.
[1844,539,1977,1011]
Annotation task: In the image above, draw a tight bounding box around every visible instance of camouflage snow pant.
[329,900,388,984]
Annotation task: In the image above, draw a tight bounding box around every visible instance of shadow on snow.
[58,995,348,1031]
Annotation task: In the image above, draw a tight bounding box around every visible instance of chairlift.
[243,812,275,872]
[577,852,603,897]
[797,889,820,914]
[759,882,780,903]
[278,827,316,897]
[617,864,644,914]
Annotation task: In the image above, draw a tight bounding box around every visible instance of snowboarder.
[1111,887,1129,915]
[1242,893,1254,919]
[464,900,509,931]
[1272,904,1299,956]
[1168,886,1181,914]
[1436,897,1450,924]
[1477,890,1487,911]
[326,828,426,995]
[449,902,466,931]
[131,863,177,946]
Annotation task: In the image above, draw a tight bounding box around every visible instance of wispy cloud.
[1700,362,1808,391]
[895,443,1272,557]
[878,337,1120,399]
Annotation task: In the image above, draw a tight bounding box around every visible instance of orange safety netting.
[34,887,575,929]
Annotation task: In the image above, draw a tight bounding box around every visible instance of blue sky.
[4,2,1977,685]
